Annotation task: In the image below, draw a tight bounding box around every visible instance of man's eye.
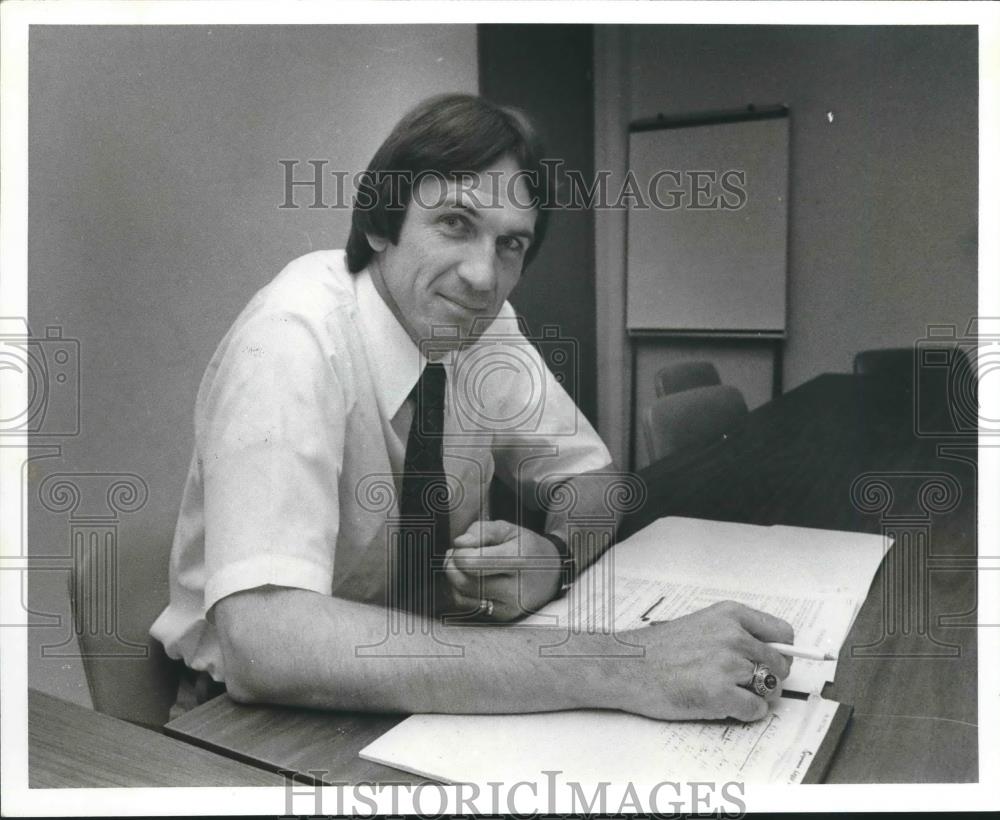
[497,236,525,255]
[440,214,468,232]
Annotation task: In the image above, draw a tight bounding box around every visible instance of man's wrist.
[543,532,577,595]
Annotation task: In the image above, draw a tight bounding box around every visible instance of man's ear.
[366,233,388,253]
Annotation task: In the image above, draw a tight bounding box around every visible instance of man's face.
[367,154,537,356]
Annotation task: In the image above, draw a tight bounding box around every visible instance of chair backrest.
[642,384,749,463]
[852,347,915,376]
[853,343,978,434]
[70,536,180,728]
[654,360,721,397]
[854,345,977,382]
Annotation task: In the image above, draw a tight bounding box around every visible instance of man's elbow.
[224,667,264,705]
[221,644,271,705]
[212,591,285,705]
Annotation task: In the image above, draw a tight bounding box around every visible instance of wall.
[596,26,978,467]
[478,24,598,427]
[27,25,477,706]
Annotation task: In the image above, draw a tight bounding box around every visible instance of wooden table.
[166,373,978,784]
[166,696,420,785]
[29,689,285,787]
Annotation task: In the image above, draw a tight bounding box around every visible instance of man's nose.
[456,240,497,294]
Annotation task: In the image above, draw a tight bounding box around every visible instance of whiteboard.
[626,114,789,333]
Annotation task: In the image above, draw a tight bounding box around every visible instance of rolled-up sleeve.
[197,309,346,612]
[480,305,612,494]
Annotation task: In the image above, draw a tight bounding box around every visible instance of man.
[151,94,792,721]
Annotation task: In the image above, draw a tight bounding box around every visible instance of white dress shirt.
[150,250,611,681]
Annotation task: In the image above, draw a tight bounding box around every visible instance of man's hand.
[605,601,795,722]
[443,519,562,621]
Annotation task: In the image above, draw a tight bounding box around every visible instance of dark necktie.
[398,362,449,616]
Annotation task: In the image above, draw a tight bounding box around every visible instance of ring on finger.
[745,662,777,696]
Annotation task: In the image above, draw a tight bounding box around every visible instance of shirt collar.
[355,268,427,420]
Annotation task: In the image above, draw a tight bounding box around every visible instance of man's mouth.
[439,294,489,312]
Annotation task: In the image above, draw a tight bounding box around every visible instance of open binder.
[360,517,887,785]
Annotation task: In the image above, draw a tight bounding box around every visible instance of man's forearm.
[215,586,796,724]
[215,587,616,714]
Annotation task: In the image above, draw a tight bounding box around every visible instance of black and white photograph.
[1,1,997,815]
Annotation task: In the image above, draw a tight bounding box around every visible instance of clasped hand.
[443,520,562,621]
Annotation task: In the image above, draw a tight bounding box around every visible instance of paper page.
[630,577,857,693]
[360,695,841,786]
[608,517,888,600]
[522,515,887,691]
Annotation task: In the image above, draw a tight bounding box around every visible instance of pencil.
[767,642,837,662]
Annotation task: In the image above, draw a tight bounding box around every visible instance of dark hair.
[345,94,550,273]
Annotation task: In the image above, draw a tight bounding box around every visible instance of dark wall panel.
[478,24,598,426]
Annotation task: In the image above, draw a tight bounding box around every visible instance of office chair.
[854,345,977,380]
[852,348,916,376]
[70,537,181,728]
[642,384,749,463]
[654,360,721,397]
[853,343,978,434]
